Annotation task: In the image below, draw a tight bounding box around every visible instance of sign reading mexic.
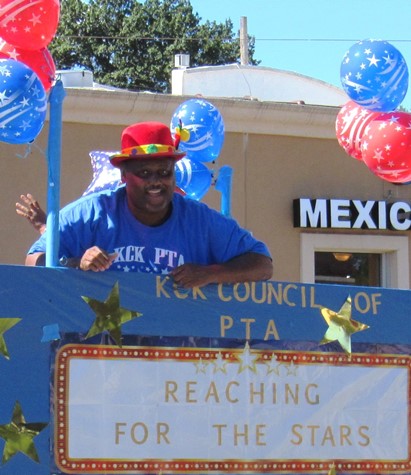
[293,198,411,230]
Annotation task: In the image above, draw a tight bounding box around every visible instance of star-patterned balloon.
[170,98,225,163]
[361,111,411,183]
[0,0,60,51]
[0,58,47,144]
[335,100,381,160]
[82,281,143,347]
[82,150,121,196]
[175,156,212,200]
[340,39,409,112]
[0,317,20,359]
[0,39,55,91]
[0,401,47,464]
[320,296,369,354]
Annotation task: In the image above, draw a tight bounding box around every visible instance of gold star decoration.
[236,342,260,374]
[0,401,47,464]
[328,463,337,475]
[320,295,369,354]
[82,281,142,347]
[0,318,21,360]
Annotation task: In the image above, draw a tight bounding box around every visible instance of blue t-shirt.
[29,187,271,274]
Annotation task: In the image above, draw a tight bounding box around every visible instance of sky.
[189,0,411,109]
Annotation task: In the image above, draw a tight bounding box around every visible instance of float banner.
[54,344,411,474]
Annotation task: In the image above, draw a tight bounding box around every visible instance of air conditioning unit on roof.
[174,54,190,69]
[56,70,93,88]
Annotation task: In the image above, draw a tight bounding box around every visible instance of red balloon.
[361,111,411,183]
[0,0,60,50]
[0,40,55,90]
[335,101,381,160]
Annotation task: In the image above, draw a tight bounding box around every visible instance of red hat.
[110,121,186,167]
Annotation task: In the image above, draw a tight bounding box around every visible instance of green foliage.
[50,0,258,92]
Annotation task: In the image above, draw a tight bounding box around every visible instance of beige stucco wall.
[2,88,411,285]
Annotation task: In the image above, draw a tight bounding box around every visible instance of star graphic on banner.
[0,318,21,359]
[0,401,47,464]
[284,360,298,376]
[319,296,369,354]
[236,342,260,374]
[264,353,281,375]
[194,357,208,374]
[328,464,337,475]
[82,281,142,347]
[212,352,228,374]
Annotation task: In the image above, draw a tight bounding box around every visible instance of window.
[301,234,409,289]
[315,252,381,286]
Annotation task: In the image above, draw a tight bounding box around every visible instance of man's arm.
[170,252,273,288]
[25,252,80,268]
[25,247,117,271]
[25,252,46,267]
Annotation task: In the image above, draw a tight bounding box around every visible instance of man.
[26,122,273,288]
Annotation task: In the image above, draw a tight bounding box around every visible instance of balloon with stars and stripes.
[170,98,225,163]
[174,156,212,200]
[82,151,122,196]
[0,0,60,51]
[0,39,55,91]
[340,39,409,112]
[335,100,381,160]
[0,58,47,144]
[361,111,411,183]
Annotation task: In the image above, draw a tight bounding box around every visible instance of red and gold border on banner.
[54,345,411,474]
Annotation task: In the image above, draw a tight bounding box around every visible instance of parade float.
[0,1,409,472]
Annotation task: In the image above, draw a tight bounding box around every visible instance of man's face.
[121,158,176,226]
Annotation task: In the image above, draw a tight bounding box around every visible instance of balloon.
[170,98,225,163]
[82,151,121,196]
[361,111,411,183]
[175,157,212,200]
[0,58,47,144]
[0,40,55,91]
[214,165,233,217]
[335,101,381,160]
[0,0,60,50]
[340,39,409,112]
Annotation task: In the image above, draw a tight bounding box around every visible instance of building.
[2,65,411,288]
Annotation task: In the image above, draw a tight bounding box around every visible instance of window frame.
[300,233,409,289]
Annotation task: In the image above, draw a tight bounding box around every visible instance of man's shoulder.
[61,186,125,214]
[173,193,213,213]
[172,193,235,225]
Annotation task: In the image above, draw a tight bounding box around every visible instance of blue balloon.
[0,59,47,144]
[340,39,409,112]
[175,157,212,200]
[170,98,225,162]
[82,150,121,196]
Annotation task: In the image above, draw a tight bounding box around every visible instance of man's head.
[110,122,185,226]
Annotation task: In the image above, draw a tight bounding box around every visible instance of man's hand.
[170,253,273,288]
[16,193,47,234]
[170,264,216,288]
[79,247,117,272]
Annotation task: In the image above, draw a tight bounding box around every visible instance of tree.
[49,0,258,93]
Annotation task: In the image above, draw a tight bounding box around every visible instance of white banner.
[54,345,410,474]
